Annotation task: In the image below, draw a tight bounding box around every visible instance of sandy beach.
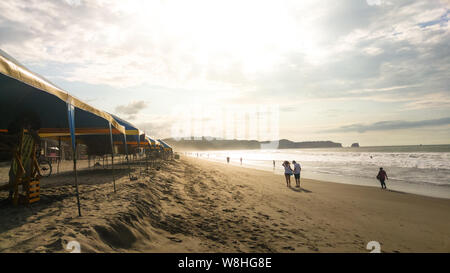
[0,156,449,253]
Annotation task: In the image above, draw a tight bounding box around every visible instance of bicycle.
[36,148,52,177]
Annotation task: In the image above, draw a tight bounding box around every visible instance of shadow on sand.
[42,168,130,186]
[0,167,134,238]
[386,189,406,194]
[289,187,312,193]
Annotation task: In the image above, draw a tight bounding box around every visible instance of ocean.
[187,145,450,199]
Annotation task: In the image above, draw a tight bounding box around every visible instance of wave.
[190,149,450,189]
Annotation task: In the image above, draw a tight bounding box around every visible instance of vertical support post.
[137,133,140,161]
[109,122,116,193]
[67,103,81,217]
[57,136,61,174]
[146,142,149,170]
[123,133,131,179]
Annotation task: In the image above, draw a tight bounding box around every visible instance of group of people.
[226,156,243,165]
[281,160,302,188]
[224,156,389,190]
[281,161,389,190]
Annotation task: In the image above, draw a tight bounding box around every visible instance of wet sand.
[0,156,449,253]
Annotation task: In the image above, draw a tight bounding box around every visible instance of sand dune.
[0,157,449,253]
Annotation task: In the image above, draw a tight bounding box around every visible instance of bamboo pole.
[67,103,81,217]
[109,122,116,193]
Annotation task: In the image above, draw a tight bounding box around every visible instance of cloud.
[135,116,178,139]
[366,0,392,6]
[403,92,450,110]
[115,101,148,119]
[1,0,447,93]
[418,10,449,28]
[322,117,450,133]
[1,0,449,144]
[64,0,82,7]
[0,0,448,98]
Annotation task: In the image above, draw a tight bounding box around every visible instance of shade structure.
[145,136,160,150]
[110,114,141,152]
[0,49,125,216]
[111,114,140,137]
[0,49,125,136]
[142,135,152,148]
[157,139,172,151]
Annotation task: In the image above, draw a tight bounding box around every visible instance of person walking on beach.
[376,167,388,189]
[226,157,230,164]
[292,160,301,187]
[282,161,293,187]
[240,157,242,165]
[273,160,276,169]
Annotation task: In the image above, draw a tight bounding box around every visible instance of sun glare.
[116,0,306,73]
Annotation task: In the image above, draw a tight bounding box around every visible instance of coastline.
[186,148,450,200]
[1,156,449,253]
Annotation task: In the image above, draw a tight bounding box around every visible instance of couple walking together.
[282,161,301,188]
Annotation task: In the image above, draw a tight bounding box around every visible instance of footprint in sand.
[168,237,183,243]
[308,246,319,252]
[282,246,295,251]
[257,212,270,219]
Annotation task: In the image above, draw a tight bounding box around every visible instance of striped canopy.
[157,139,172,150]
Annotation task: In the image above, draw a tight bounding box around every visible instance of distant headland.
[163,137,342,151]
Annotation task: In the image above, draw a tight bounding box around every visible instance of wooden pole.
[67,103,81,217]
[57,136,61,174]
[109,123,116,193]
[123,133,131,179]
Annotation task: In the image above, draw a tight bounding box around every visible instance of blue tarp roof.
[158,139,172,149]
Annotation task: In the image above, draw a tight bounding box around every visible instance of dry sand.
[0,156,449,253]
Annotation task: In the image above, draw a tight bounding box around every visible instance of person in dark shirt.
[376,167,388,189]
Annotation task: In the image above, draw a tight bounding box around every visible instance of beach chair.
[10,128,41,206]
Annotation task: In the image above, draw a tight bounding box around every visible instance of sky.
[0,0,449,146]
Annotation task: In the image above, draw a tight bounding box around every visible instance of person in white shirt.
[292,160,301,187]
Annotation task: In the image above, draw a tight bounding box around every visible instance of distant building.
[351,143,360,148]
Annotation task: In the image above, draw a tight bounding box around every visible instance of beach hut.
[147,136,157,148]
[158,139,173,159]
[142,136,162,158]
[157,139,172,151]
[110,114,141,154]
[0,49,125,215]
